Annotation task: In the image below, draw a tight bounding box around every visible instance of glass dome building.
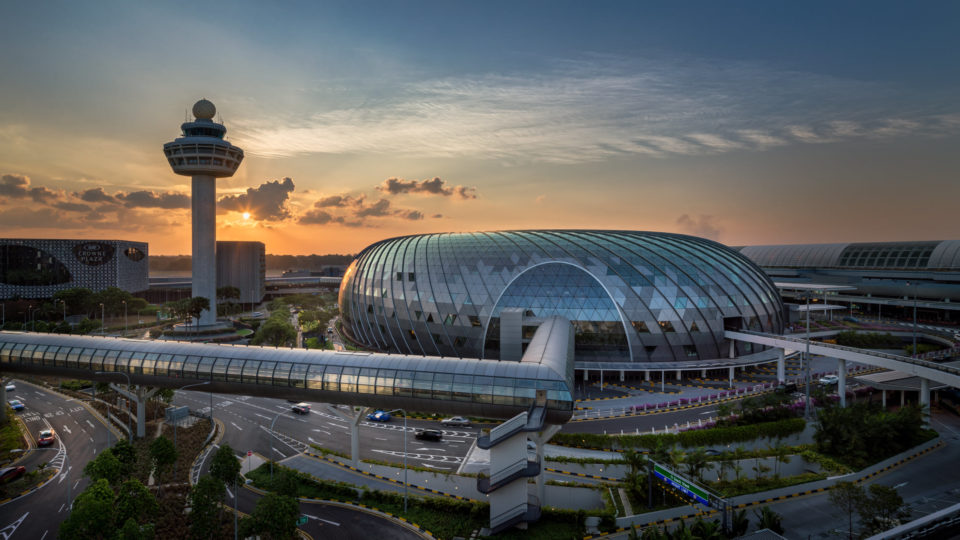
[339,230,784,369]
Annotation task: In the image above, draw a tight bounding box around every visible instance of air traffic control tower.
[163,99,244,327]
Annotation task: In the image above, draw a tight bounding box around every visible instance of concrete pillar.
[350,409,365,468]
[901,390,906,407]
[729,340,735,359]
[728,367,734,388]
[583,369,589,382]
[660,372,665,393]
[701,368,707,379]
[675,369,681,382]
[882,389,886,408]
[776,349,785,384]
[111,384,158,438]
[645,370,650,381]
[920,378,930,425]
[600,369,604,389]
[192,175,218,326]
[535,425,561,505]
[838,359,847,407]
[619,370,625,382]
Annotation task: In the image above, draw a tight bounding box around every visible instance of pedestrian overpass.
[0,317,574,534]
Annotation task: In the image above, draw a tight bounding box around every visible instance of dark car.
[415,429,443,442]
[292,403,311,414]
[0,466,26,484]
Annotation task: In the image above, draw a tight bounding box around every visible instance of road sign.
[652,463,711,507]
[296,515,308,526]
[247,450,252,457]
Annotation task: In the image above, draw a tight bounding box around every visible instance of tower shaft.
[191,175,217,326]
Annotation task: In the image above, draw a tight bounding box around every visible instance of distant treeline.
[150,254,355,271]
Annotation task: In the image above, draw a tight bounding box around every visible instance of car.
[366,410,392,422]
[0,466,26,484]
[37,428,56,446]
[843,316,860,323]
[291,403,311,414]
[415,429,443,442]
[440,416,470,427]
[819,375,840,385]
[4,382,14,392]
[775,382,798,394]
[8,399,24,411]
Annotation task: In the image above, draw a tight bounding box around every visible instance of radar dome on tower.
[192,99,216,120]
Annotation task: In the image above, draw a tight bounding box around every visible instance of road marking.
[40,530,48,540]
[894,482,909,489]
[417,447,446,452]
[699,410,716,415]
[226,486,234,499]
[0,512,29,539]
[58,503,65,513]
[375,437,388,441]
[304,515,340,526]
[87,420,95,428]
[327,422,348,429]
[230,422,244,431]
[423,463,452,470]
[90,437,94,442]
[255,413,272,420]
[312,429,332,436]
[61,425,72,435]
[74,480,80,490]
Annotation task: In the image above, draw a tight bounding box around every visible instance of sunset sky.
[1,1,958,255]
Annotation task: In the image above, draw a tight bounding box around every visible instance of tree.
[53,287,95,317]
[829,481,865,540]
[690,518,723,540]
[112,438,138,478]
[217,286,241,302]
[187,297,211,332]
[83,448,123,486]
[250,318,297,346]
[210,443,242,520]
[753,506,784,535]
[117,517,155,540]
[858,484,909,535]
[241,492,299,540]
[115,478,158,527]
[683,447,713,483]
[189,475,225,540]
[77,317,101,334]
[731,446,748,482]
[770,442,792,479]
[59,478,116,539]
[730,508,750,537]
[149,435,177,495]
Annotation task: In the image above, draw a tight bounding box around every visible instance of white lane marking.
[230,422,244,431]
[58,503,65,513]
[73,480,80,490]
[61,425,72,435]
[699,410,716,415]
[423,463,452,470]
[416,447,446,452]
[375,437,388,441]
[327,422,348,429]
[225,486,234,499]
[90,437,94,442]
[312,429,332,436]
[304,515,340,526]
[0,512,29,538]
[255,413,272,421]
[86,420,95,428]
[40,530,48,540]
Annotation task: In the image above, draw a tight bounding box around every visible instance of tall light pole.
[799,292,812,419]
[122,300,127,337]
[268,410,293,482]
[99,303,105,334]
[30,307,40,331]
[95,370,132,439]
[173,381,210,479]
[59,299,66,322]
[388,408,408,513]
[906,281,918,356]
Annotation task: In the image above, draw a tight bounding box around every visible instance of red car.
[37,429,56,446]
[0,466,26,484]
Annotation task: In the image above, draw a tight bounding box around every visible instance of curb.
[243,475,437,539]
[0,468,58,507]
[189,417,224,486]
[17,379,123,440]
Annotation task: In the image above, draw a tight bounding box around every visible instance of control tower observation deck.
[163,99,244,327]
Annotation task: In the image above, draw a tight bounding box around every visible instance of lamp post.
[99,303,105,335]
[122,300,127,337]
[268,410,293,482]
[30,307,40,331]
[12,447,69,511]
[799,292,812,420]
[95,370,132,439]
[173,381,210,479]
[906,281,918,356]
[59,299,66,322]
[387,408,408,513]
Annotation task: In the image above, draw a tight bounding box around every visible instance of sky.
[1,1,958,255]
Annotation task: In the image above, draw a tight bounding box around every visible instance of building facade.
[216,241,265,305]
[0,239,148,299]
[339,230,783,368]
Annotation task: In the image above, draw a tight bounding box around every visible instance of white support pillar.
[728,367,734,388]
[776,349,785,384]
[110,384,158,438]
[729,340,735,359]
[660,372,665,393]
[192,175,218,326]
[920,378,930,426]
[645,370,651,382]
[901,391,906,407]
[701,369,707,378]
[600,369,604,389]
[838,359,847,407]
[534,425,561,506]
[583,369,589,382]
[882,389,886,408]
[327,405,368,468]
[675,369,681,381]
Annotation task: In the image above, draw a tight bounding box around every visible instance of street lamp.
[12,446,70,512]
[59,299,66,322]
[30,307,40,331]
[173,381,211,479]
[387,408,408,514]
[99,303,105,335]
[268,410,294,482]
[95,370,132,439]
[122,300,127,337]
[798,292,812,419]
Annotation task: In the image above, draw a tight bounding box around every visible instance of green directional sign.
[296,515,309,526]
[653,463,711,507]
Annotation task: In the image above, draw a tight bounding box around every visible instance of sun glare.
[242,212,251,220]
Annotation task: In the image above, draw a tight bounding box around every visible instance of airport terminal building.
[0,238,149,300]
[339,230,784,372]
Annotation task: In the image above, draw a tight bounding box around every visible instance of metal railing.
[488,411,528,446]
[491,457,530,486]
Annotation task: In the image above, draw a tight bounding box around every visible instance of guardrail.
[488,411,528,446]
[491,457,530,486]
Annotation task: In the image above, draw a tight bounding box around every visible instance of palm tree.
[754,506,785,534]
[731,446,748,482]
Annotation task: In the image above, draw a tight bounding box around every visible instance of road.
[1,380,113,540]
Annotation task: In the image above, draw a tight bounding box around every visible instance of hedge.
[552,418,807,450]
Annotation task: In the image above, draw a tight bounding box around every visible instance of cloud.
[0,173,61,203]
[431,213,443,219]
[396,209,424,220]
[299,192,427,226]
[53,201,92,212]
[354,198,392,218]
[676,214,722,241]
[117,190,190,209]
[314,194,362,207]
[218,177,295,221]
[0,206,74,228]
[75,187,118,204]
[376,177,477,199]
[534,195,546,204]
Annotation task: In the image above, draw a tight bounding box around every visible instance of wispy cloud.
[230,56,957,164]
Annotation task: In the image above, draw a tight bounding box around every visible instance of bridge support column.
[534,425,561,506]
[838,359,847,407]
[701,369,707,379]
[645,370,650,382]
[729,340,735,359]
[600,369,604,389]
[583,369,589,383]
[326,405,369,468]
[920,378,930,426]
[901,391,906,407]
[777,349,785,384]
[110,384,158,438]
[619,370,624,382]
[882,390,886,408]
[728,367,734,388]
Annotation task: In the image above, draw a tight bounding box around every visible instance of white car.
[440,416,471,427]
[4,383,14,392]
[819,375,840,385]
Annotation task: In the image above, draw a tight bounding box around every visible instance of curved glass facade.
[340,230,784,365]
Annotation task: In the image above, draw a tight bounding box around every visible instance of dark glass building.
[339,230,783,368]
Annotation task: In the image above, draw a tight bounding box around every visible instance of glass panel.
[19,344,37,366]
[357,368,376,394]
[166,355,186,378]
[340,367,358,393]
[89,349,108,371]
[307,365,325,390]
[182,356,201,378]
[226,359,244,383]
[395,370,413,397]
[44,345,62,366]
[114,351,133,372]
[66,347,83,369]
[376,369,396,396]
[515,378,536,407]
[273,363,293,386]
[452,374,473,402]
[101,350,120,372]
[142,353,159,375]
[78,348,95,369]
[473,376,493,403]
[322,365,341,392]
[154,354,173,376]
[197,357,217,379]
[211,358,231,382]
[0,342,15,363]
[128,352,145,374]
[242,360,260,383]
[413,372,433,400]
[55,346,71,367]
[289,363,309,388]
[257,361,276,385]
[492,377,515,406]
[26,345,46,367]
[432,373,453,400]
